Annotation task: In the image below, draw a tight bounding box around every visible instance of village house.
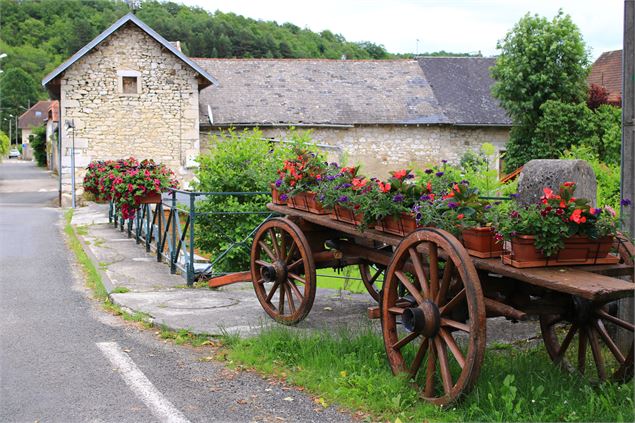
[588,49,623,106]
[17,100,53,160]
[43,13,511,205]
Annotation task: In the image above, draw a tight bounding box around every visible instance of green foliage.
[193,128,295,272]
[589,104,622,165]
[0,130,9,158]
[562,145,621,211]
[491,10,589,170]
[0,68,40,134]
[29,125,47,167]
[531,100,598,160]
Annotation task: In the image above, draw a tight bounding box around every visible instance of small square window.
[122,76,138,94]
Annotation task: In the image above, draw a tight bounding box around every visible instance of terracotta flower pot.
[138,191,162,204]
[375,212,419,236]
[462,227,503,258]
[287,191,328,214]
[331,205,364,225]
[271,184,286,205]
[510,234,615,263]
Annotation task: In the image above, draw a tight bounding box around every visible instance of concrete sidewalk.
[71,202,539,342]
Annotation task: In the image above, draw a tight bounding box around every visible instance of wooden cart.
[246,204,634,405]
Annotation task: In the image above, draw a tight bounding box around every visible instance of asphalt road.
[0,161,351,423]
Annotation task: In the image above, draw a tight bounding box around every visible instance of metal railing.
[108,189,276,285]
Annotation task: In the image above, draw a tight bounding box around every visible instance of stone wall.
[201,125,509,176]
[59,23,201,205]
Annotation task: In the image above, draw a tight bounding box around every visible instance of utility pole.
[619,0,634,349]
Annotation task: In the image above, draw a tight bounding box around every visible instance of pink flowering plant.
[83,158,138,201]
[493,182,623,257]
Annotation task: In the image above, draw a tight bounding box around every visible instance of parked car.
[8,148,20,159]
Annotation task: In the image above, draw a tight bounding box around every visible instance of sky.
[178,0,624,60]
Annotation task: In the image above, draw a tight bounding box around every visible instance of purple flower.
[341,183,352,189]
[510,231,518,237]
[484,205,492,210]
[441,160,448,164]
[435,172,444,177]
[338,195,349,203]
[415,212,422,221]
[406,173,415,179]
[509,193,519,199]
[621,198,632,207]
[330,162,338,167]
[424,169,433,174]
[420,194,430,201]
[326,175,336,181]
[392,194,404,203]
[280,194,288,201]
[318,194,325,201]
[592,208,602,216]
[460,180,470,185]
[448,202,458,209]
[275,179,282,188]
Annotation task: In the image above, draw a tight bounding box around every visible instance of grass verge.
[222,325,634,422]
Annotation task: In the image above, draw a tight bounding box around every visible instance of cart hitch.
[402,300,440,337]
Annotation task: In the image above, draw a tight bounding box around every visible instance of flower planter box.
[462,227,503,258]
[502,234,619,268]
[138,191,162,204]
[331,205,364,225]
[375,212,419,236]
[271,185,286,205]
[287,191,329,214]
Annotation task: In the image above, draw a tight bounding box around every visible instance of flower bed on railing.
[272,144,629,265]
[84,157,179,219]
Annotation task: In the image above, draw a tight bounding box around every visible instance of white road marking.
[96,342,191,423]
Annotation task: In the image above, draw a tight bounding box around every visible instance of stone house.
[17,100,53,160]
[43,13,510,204]
[588,50,622,106]
[42,13,217,205]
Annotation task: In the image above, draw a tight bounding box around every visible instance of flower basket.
[138,191,162,204]
[375,212,420,236]
[287,191,329,214]
[502,234,619,268]
[331,205,364,225]
[462,227,503,258]
[271,184,286,205]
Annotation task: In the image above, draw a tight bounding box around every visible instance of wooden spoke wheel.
[540,296,634,383]
[251,217,316,325]
[381,228,486,406]
[359,262,386,302]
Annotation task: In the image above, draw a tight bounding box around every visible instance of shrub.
[192,128,298,272]
[0,130,9,159]
[29,125,47,166]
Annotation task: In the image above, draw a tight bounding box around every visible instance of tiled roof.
[588,50,622,104]
[195,59,447,126]
[47,101,59,122]
[417,57,511,125]
[18,101,53,129]
[194,57,510,127]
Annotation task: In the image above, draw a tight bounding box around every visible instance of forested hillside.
[0,0,388,95]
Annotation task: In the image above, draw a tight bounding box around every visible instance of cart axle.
[402,300,440,337]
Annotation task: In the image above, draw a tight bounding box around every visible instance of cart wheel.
[381,228,486,406]
[540,296,634,383]
[359,262,386,302]
[251,217,316,325]
[617,235,634,267]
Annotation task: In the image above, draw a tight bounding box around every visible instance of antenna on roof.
[125,0,142,14]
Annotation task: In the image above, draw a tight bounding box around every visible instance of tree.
[587,83,610,110]
[0,130,9,159]
[491,10,589,170]
[0,68,40,134]
[29,125,47,167]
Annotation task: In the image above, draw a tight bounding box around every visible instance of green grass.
[316,266,367,294]
[64,209,108,300]
[111,286,130,293]
[159,326,217,347]
[221,325,634,422]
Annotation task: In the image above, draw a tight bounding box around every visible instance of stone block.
[517,159,597,206]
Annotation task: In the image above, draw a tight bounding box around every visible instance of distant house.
[45,101,59,171]
[195,56,511,176]
[588,50,622,106]
[17,100,53,160]
[43,13,510,205]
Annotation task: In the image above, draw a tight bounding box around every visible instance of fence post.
[145,203,152,252]
[157,201,163,262]
[170,191,177,274]
[187,193,196,286]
